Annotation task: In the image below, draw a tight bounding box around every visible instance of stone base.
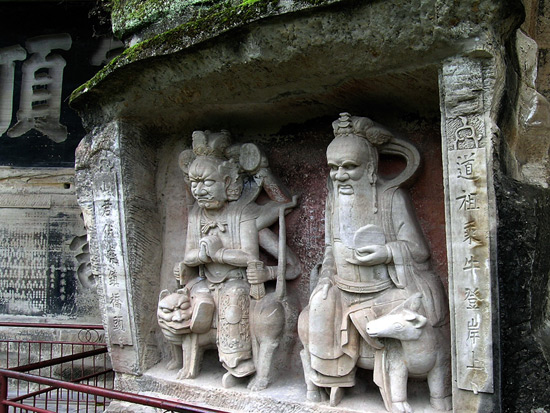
[115,351,438,413]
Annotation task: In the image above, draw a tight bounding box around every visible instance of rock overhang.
[70,0,523,135]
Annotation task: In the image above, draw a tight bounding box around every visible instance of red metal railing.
[0,322,112,412]
[0,323,228,413]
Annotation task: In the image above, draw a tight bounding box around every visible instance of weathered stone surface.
[502,30,550,188]
[496,174,550,412]
[0,167,100,321]
[75,121,162,374]
[71,0,522,136]
[114,360,440,413]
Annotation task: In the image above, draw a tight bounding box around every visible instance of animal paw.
[430,396,452,411]
[166,358,180,370]
[392,401,413,413]
[247,376,269,391]
[306,388,328,403]
[176,368,194,380]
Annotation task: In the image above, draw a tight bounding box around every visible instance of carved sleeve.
[387,188,430,265]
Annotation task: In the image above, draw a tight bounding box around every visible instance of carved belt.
[333,274,392,294]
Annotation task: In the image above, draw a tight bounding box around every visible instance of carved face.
[327,135,375,195]
[189,158,228,210]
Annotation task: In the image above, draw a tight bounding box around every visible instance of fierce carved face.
[157,290,192,329]
[188,158,229,210]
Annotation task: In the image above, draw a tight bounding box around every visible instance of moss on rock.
[70,0,340,104]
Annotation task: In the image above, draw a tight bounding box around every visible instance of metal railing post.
[0,372,8,413]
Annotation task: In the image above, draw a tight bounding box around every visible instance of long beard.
[333,179,376,247]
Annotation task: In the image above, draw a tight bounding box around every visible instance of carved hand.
[173,261,184,279]
[246,265,269,285]
[354,244,391,266]
[198,243,211,263]
[317,277,332,300]
[198,235,223,263]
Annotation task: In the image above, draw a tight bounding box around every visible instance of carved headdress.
[179,130,242,201]
[332,112,392,147]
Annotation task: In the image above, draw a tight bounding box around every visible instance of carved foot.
[222,372,242,388]
[306,388,328,403]
[392,401,413,413]
[166,358,180,370]
[247,376,269,392]
[430,396,452,411]
[329,387,344,407]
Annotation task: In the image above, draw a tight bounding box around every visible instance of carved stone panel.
[440,56,497,396]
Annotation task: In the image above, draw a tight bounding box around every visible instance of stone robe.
[307,184,448,386]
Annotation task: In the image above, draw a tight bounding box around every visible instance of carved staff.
[248,204,289,300]
[275,205,287,300]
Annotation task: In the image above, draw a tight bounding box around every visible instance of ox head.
[366,293,427,341]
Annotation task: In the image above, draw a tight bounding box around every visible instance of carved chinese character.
[456,191,480,211]
[457,153,479,181]
[109,292,122,309]
[463,256,480,277]
[0,45,26,135]
[99,200,112,217]
[454,116,480,150]
[464,287,482,309]
[104,244,119,265]
[106,269,119,287]
[112,315,124,331]
[466,350,484,371]
[103,222,115,238]
[467,317,480,345]
[7,34,72,143]
[463,220,481,246]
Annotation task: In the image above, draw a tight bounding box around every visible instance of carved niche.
[298,113,451,413]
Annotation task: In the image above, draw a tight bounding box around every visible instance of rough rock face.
[496,174,550,412]
[69,0,550,412]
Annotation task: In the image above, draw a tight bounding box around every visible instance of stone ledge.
[115,353,438,413]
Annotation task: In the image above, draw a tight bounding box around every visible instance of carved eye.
[329,165,338,171]
[393,322,404,331]
[342,163,358,171]
[204,179,216,187]
[162,308,172,314]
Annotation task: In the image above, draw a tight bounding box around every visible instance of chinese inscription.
[93,168,133,347]
[441,56,494,394]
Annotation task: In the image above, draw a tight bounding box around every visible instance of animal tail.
[275,205,287,301]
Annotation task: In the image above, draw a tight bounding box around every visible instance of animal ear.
[159,289,170,300]
[412,314,427,329]
[405,292,423,311]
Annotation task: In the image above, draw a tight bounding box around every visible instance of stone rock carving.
[298,113,450,412]
[158,130,301,391]
[366,293,452,412]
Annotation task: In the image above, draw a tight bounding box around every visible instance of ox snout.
[366,321,382,338]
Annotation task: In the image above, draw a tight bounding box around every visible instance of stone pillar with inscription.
[440,52,504,410]
[75,121,162,374]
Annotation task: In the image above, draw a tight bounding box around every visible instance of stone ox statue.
[298,113,451,412]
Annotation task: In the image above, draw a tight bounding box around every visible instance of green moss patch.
[70,0,341,104]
